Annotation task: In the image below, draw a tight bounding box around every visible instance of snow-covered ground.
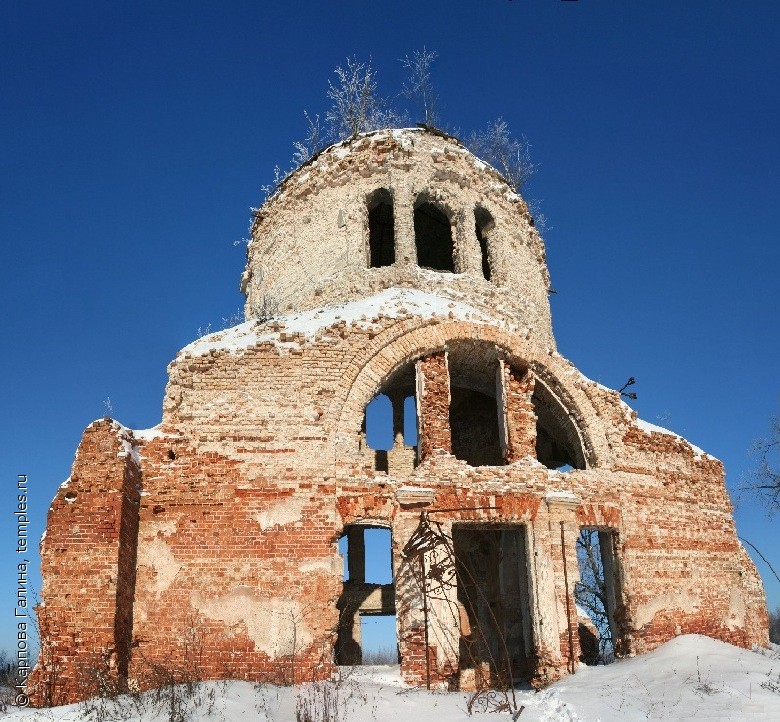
[3,636,779,721]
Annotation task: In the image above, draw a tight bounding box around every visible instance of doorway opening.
[359,615,399,665]
[453,525,534,686]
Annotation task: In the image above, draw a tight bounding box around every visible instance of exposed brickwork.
[30,128,768,705]
[28,421,140,705]
[243,129,554,348]
[503,362,537,462]
[417,352,452,459]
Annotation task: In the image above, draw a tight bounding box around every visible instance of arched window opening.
[532,386,587,471]
[361,365,418,475]
[364,394,392,472]
[336,525,397,665]
[367,189,395,268]
[365,394,393,450]
[414,201,454,272]
[448,341,504,467]
[414,342,587,469]
[475,207,495,281]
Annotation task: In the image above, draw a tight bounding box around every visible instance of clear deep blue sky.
[2,1,778,656]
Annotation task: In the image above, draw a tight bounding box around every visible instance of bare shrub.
[295,671,366,722]
[77,658,217,722]
[78,622,213,722]
[360,646,398,665]
[326,57,382,141]
[762,670,780,695]
[253,50,550,249]
[251,292,279,324]
[401,47,439,127]
[0,650,13,713]
[742,416,780,514]
[770,605,780,644]
[260,164,286,202]
[196,307,247,339]
[293,111,325,165]
[252,681,281,720]
[467,118,535,191]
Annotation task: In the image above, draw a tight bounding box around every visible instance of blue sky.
[2,1,778,657]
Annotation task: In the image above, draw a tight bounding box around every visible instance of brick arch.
[332,318,611,468]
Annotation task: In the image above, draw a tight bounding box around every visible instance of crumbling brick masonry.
[29,128,768,704]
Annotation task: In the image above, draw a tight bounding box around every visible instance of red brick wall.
[417,352,452,459]
[503,364,537,462]
[28,420,140,705]
[29,315,769,704]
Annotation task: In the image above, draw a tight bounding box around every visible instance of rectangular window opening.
[574,528,620,665]
[336,525,397,665]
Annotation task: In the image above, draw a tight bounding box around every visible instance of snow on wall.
[179,288,495,358]
[635,418,713,459]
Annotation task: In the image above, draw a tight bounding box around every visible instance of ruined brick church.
[30,128,768,704]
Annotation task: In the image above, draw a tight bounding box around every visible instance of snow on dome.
[179,288,495,358]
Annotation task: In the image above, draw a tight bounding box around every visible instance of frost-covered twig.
[292,111,325,165]
[401,47,439,127]
[467,118,535,191]
[326,56,381,141]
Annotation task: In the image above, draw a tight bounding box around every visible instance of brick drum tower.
[29,128,768,704]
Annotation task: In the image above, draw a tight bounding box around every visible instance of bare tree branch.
[292,111,324,165]
[325,56,382,141]
[467,118,535,191]
[741,416,780,514]
[574,529,614,663]
[401,47,439,127]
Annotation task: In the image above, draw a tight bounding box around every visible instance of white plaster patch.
[136,537,181,596]
[298,557,341,575]
[635,591,701,629]
[145,518,177,537]
[724,587,746,631]
[193,588,312,657]
[254,496,307,531]
[545,490,580,505]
